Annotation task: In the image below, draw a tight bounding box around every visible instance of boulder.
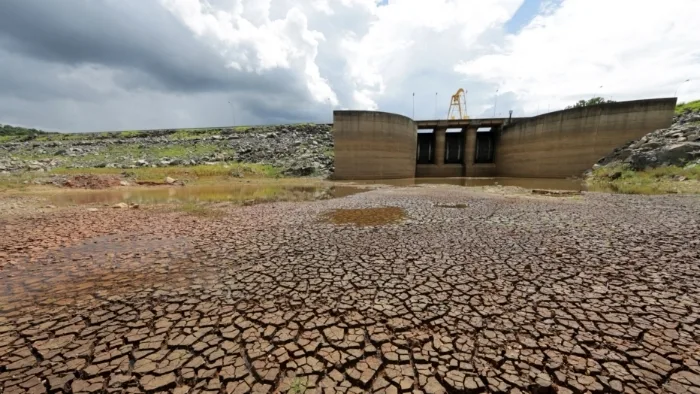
[596,112,700,171]
[27,161,43,171]
[165,176,176,184]
[0,123,335,178]
[652,142,700,167]
[283,165,316,177]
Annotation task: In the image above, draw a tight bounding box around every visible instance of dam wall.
[333,110,417,180]
[495,98,677,178]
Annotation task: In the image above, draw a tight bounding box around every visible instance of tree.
[565,97,615,109]
[0,124,48,136]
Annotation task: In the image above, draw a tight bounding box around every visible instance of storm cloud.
[0,0,698,132]
[0,0,319,131]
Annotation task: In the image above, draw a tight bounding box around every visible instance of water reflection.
[47,184,363,206]
[42,177,582,207]
[351,177,585,191]
[320,207,407,226]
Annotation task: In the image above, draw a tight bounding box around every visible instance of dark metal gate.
[474,132,495,163]
[444,132,464,164]
[417,133,434,164]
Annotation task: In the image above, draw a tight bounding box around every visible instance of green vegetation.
[0,163,284,191]
[587,163,700,194]
[0,124,54,142]
[108,143,219,159]
[118,130,142,138]
[676,100,700,115]
[33,133,88,142]
[0,173,39,191]
[288,377,307,394]
[176,202,224,218]
[50,163,281,182]
[585,98,700,195]
[168,128,225,140]
[0,135,18,143]
[1,124,50,136]
[565,97,615,110]
[11,143,230,164]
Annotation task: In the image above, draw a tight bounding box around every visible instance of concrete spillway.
[333,98,677,180]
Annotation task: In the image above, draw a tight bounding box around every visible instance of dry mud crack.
[1,186,700,394]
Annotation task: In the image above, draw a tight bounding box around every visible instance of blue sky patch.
[504,0,543,34]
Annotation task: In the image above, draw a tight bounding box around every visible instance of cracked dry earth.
[1,186,700,394]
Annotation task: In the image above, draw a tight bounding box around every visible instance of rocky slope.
[594,111,700,170]
[0,124,334,177]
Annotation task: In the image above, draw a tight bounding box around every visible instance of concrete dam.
[332,98,677,180]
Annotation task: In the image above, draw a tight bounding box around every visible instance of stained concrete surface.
[496,98,676,178]
[333,111,417,180]
[1,186,700,394]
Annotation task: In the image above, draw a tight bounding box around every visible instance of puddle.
[321,207,407,226]
[435,203,468,208]
[531,189,582,197]
[45,184,364,206]
[353,177,585,191]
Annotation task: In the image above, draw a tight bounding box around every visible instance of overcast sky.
[0,0,699,132]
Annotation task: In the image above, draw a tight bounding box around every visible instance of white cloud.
[339,0,522,110]
[456,0,700,114]
[160,0,339,105]
[161,0,700,117]
[160,0,523,113]
[5,0,700,131]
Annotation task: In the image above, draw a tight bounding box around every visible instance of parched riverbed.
[1,182,699,394]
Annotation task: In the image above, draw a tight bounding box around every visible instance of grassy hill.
[676,99,700,114]
[0,124,54,142]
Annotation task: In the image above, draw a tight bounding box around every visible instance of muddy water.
[353,177,585,191]
[320,207,407,226]
[44,177,582,207]
[47,183,363,206]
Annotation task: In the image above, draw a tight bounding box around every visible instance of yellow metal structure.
[447,88,469,120]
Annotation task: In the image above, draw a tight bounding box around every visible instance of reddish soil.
[1,186,699,393]
[61,174,123,189]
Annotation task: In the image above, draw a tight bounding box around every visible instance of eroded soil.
[1,185,699,394]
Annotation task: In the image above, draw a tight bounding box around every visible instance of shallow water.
[320,207,407,226]
[47,183,362,206]
[353,177,585,191]
[42,177,583,207]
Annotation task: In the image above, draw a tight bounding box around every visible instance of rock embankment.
[0,124,334,177]
[594,111,700,170]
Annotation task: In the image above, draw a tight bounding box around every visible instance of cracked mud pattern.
[1,186,700,394]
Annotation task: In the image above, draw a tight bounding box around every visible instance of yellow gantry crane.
[447,88,469,120]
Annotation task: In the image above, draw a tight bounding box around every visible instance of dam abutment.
[494,98,677,178]
[332,98,676,180]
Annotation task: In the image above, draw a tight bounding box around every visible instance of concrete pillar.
[434,128,446,165]
[464,127,476,168]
